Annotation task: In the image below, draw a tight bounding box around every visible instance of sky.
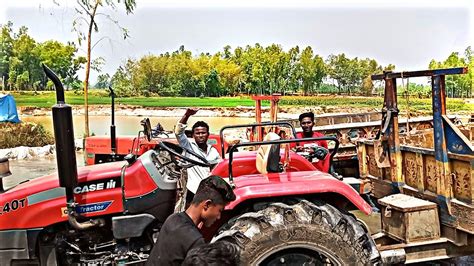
[1,0,473,83]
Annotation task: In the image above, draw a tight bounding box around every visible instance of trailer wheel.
[214,199,379,265]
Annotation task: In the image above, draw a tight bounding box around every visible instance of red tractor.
[0,66,379,265]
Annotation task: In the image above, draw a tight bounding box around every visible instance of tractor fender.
[226,171,372,215]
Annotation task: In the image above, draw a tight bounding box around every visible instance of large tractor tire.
[214,200,380,265]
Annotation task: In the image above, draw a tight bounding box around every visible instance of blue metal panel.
[431,67,467,76]
[443,116,474,155]
[432,76,449,163]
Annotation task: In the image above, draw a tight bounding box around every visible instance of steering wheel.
[297,145,329,161]
[157,141,211,168]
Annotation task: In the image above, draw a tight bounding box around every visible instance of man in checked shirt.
[175,108,221,204]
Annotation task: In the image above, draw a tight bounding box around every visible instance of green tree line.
[108,44,397,97]
[2,21,472,98]
[0,22,85,91]
[429,46,474,98]
[108,44,473,98]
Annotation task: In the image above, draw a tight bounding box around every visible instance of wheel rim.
[257,244,343,266]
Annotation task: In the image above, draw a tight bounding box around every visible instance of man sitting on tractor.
[147,175,236,266]
[175,108,221,203]
[291,112,330,172]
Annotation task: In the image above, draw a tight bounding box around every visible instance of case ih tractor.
[2,65,472,265]
[0,66,379,265]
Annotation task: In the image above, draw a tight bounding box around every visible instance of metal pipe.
[219,121,297,156]
[42,64,65,103]
[372,67,467,80]
[68,211,106,230]
[43,64,104,230]
[109,86,117,155]
[43,64,78,189]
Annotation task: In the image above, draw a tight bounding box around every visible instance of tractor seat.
[256,132,281,174]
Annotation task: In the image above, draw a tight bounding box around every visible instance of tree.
[327,53,351,94]
[0,22,14,91]
[111,59,137,96]
[429,48,471,98]
[9,26,40,91]
[36,40,84,90]
[298,46,325,95]
[110,43,395,97]
[95,73,110,89]
[73,0,136,137]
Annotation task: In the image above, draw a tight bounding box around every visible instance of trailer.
[358,67,474,263]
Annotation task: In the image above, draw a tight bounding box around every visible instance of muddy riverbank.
[18,105,380,119]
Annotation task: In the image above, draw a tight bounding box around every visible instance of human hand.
[185,108,198,116]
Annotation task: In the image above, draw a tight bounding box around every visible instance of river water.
[21,115,256,137]
[5,152,85,190]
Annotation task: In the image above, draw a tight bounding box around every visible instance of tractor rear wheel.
[214,199,379,265]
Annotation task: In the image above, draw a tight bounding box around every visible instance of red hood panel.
[5,161,126,196]
[0,162,127,230]
[228,171,372,215]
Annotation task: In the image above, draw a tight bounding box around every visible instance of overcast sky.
[1,0,473,82]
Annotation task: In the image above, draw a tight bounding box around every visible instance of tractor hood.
[2,161,126,204]
[228,170,373,215]
[0,161,127,230]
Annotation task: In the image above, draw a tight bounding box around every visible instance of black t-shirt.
[146,212,205,266]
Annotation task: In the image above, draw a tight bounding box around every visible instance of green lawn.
[9,91,474,113]
[11,91,261,108]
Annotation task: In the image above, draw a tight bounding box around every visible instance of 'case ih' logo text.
[73,177,121,194]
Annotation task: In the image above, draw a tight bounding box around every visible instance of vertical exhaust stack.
[109,86,117,157]
[43,64,78,191]
[43,64,104,229]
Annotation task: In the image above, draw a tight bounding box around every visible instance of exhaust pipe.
[43,64,104,230]
[109,86,117,157]
[43,64,77,189]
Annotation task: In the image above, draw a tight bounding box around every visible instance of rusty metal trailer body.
[358,67,474,263]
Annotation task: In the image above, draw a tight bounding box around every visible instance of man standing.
[175,108,221,202]
[146,175,236,266]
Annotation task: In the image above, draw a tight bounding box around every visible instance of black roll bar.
[219,121,298,156]
[227,136,339,184]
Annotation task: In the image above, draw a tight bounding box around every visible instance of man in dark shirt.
[146,175,236,266]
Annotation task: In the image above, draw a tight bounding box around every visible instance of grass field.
[9,91,474,113]
[11,91,259,108]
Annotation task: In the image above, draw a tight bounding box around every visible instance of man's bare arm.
[179,108,198,124]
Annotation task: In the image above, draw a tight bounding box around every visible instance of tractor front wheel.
[214,200,379,265]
